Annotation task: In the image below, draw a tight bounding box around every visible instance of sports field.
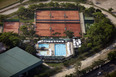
[0,0,19,9]
[3,22,20,33]
[36,10,81,37]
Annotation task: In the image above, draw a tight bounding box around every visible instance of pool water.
[55,44,66,56]
[39,44,49,48]
[40,51,47,56]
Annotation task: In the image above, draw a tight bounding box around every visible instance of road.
[81,61,116,77]
[0,0,51,15]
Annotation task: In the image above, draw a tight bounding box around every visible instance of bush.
[108,50,116,61]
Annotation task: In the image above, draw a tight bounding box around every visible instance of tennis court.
[3,22,20,33]
[36,10,81,37]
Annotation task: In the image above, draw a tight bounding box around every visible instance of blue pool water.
[40,51,47,56]
[39,44,49,48]
[55,44,66,56]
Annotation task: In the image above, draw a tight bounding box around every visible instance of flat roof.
[3,22,20,33]
[0,47,42,77]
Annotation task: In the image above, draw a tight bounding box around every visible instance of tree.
[38,3,45,8]
[78,5,85,12]
[82,11,115,54]
[28,4,39,11]
[25,45,36,54]
[65,3,76,8]
[29,0,38,2]
[20,0,24,4]
[96,9,101,12]
[0,15,7,24]
[108,8,113,12]
[52,32,61,37]
[86,21,114,46]
[108,50,116,61]
[64,30,74,38]
[92,59,105,67]
[54,2,59,8]
[20,23,40,45]
[87,43,92,48]
[75,61,81,77]
[93,12,105,23]
[84,7,96,16]
[60,3,66,8]
[17,6,34,19]
[47,1,54,7]
[0,32,20,48]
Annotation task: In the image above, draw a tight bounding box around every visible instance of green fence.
[4,19,19,22]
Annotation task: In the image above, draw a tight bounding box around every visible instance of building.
[0,47,42,77]
[35,9,81,37]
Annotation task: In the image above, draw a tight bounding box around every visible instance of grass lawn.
[0,0,19,9]
[47,63,64,68]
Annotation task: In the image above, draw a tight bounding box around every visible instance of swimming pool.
[55,44,66,56]
[39,51,47,56]
[38,44,49,48]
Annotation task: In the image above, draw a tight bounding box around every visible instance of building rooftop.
[0,47,42,77]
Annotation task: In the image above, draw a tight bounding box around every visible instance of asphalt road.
[81,61,116,77]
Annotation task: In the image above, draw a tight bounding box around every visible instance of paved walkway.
[80,13,86,34]
[0,26,3,33]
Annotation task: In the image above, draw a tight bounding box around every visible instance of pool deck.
[49,43,55,56]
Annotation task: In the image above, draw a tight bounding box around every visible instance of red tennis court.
[66,24,81,37]
[51,24,65,30]
[36,23,50,30]
[36,30,51,36]
[3,22,20,33]
[36,10,81,37]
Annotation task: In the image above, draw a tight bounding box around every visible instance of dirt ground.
[89,0,116,12]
